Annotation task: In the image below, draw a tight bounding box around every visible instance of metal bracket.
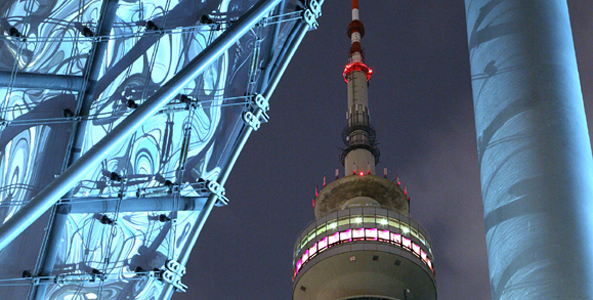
[242,111,261,130]
[242,94,269,131]
[32,277,41,286]
[253,94,270,115]
[136,181,176,198]
[302,0,322,29]
[206,181,229,206]
[0,119,8,130]
[54,273,95,285]
[159,260,188,293]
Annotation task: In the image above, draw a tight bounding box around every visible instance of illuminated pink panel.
[391,232,402,244]
[309,243,317,256]
[378,229,390,240]
[296,259,302,272]
[421,250,427,262]
[302,249,309,263]
[427,259,433,271]
[402,237,411,249]
[329,232,340,246]
[365,228,378,240]
[318,237,328,250]
[413,243,421,256]
[340,229,352,242]
[353,228,365,239]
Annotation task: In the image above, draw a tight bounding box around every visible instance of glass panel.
[0,213,49,280]
[363,216,375,223]
[340,229,351,242]
[411,228,419,239]
[353,228,364,240]
[328,232,339,246]
[402,237,411,249]
[327,221,337,231]
[401,223,410,236]
[418,232,427,246]
[300,237,307,249]
[412,243,421,256]
[351,215,363,226]
[0,285,30,300]
[388,217,399,228]
[309,243,317,257]
[316,224,326,236]
[365,228,377,240]
[306,230,315,244]
[421,250,427,262]
[318,237,328,251]
[338,217,349,227]
[391,232,401,245]
[296,259,302,272]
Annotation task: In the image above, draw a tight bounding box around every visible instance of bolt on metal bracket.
[0,119,8,130]
[242,94,269,131]
[158,260,188,293]
[302,0,322,29]
[207,180,229,206]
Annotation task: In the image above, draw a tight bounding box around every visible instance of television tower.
[292,1,437,299]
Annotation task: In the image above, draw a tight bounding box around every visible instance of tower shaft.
[293,2,436,300]
[342,0,378,175]
[464,1,593,299]
[345,70,375,175]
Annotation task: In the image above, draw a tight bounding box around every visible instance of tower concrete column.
[464,1,593,299]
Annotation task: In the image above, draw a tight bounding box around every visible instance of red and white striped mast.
[340,0,379,176]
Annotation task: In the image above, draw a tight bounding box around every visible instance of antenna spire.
[347,0,365,63]
[340,0,380,175]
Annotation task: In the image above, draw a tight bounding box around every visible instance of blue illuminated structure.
[464,1,593,299]
[0,0,322,299]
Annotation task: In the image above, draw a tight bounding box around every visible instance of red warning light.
[359,172,364,176]
[343,62,373,83]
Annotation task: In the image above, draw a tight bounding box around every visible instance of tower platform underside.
[293,249,435,300]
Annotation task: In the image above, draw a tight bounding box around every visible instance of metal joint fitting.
[242,94,269,130]
[160,260,188,293]
[206,180,229,206]
[253,93,269,112]
[302,0,321,29]
[243,111,261,130]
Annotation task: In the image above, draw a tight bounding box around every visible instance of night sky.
[175,1,593,300]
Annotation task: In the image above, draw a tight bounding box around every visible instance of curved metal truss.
[0,0,323,299]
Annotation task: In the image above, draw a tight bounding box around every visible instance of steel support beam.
[57,196,209,214]
[464,1,593,299]
[0,72,84,91]
[158,15,310,300]
[0,0,279,252]
[181,19,309,265]
[261,21,308,105]
[260,0,287,89]
[28,1,120,299]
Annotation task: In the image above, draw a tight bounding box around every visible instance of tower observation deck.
[292,1,436,299]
